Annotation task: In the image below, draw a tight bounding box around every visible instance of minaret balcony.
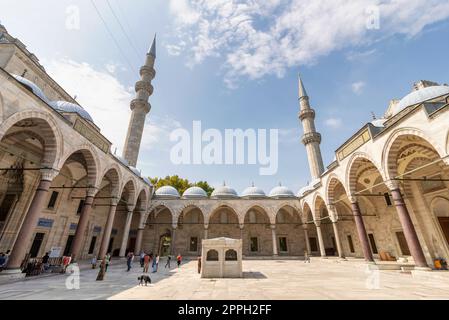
[135,81,154,96]
[130,99,151,113]
[298,108,316,121]
[301,132,321,145]
[140,65,156,79]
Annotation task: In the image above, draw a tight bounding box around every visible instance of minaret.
[122,35,156,167]
[298,74,324,181]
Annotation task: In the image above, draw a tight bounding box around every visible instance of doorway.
[396,231,411,256]
[63,235,74,256]
[30,233,45,258]
[438,217,449,245]
[158,232,171,256]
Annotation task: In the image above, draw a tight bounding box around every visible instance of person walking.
[304,250,311,263]
[139,251,145,268]
[155,255,160,272]
[165,255,171,269]
[152,255,158,273]
[177,254,182,268]
[126,252,134,272]
[197,256,201,274]
[62,255,72,273]
[143,254,150,273]
[104,253,111,272]
[42,252,50,271]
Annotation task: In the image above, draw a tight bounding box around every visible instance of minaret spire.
[298,73,324,181]
[122,35,157,167]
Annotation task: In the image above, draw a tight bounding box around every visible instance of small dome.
[211,184,239,199]
[12,75,50,104]
[154,186,180,199]
[392,85,449,116]
[269,185,295,198]
[50,101,94,123]
[183,186,208,199]
[242,185,266,198]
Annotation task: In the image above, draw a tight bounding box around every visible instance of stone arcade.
[1,23,449,281]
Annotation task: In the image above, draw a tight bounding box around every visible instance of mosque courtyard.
[0,258,448,300]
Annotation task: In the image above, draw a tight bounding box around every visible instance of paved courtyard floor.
[0,258,448,300]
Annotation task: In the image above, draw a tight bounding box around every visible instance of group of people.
[127,251,183,274]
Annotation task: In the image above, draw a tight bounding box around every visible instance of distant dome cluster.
[13,74,95,123]
[153,183,299,199]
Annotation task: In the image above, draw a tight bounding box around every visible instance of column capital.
[110,197,119,206]
[40,168,59,181]
[204,224,209,230]
[86,187,97,198]
[302,224,309,230]
[385,179,400,191]
[327,205,338,223]
[314,220,321,227]
[270,224,276,230]
[239,224,244,230]
[172,224,178,230]
[348,194,358,204]
[126,205,135,213]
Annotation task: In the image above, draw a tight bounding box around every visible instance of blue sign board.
[70,223,78,230]
[93,226,102,233]
[37,218,54,228]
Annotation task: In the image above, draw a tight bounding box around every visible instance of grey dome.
[12,75,50,104]
[50,101,94,123]
[392,85,449,115]
[269,185,295,198]
[242,185,266,198]
[183,186,208,199]
[211,184,239,199]
[154,186,180,199]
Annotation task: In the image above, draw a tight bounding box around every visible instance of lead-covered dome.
[391,85,449,116]
[211,184,239,199]
[12,75,50,104]
[269,185,295,198]
[50,101,94,123]
[242,184,266,198]
[183,186,208,199]
[154,186,180,199]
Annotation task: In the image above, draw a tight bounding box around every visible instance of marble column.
[97,198,118,260]
[5,169,57,271]
[390,186,428,268]
[315,221,326,257]
[303,225,312,254]
[171,225,177,255]
[134,211,146,254]
[271,224,278,256]
[328,205,345,259]
[350,198,374,262]
[119,207,134,257]
[71,187,97,263]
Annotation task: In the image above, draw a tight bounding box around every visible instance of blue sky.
[1,0,449,194]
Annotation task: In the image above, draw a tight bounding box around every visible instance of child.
[91,256,97,269]
[177,254,182,268]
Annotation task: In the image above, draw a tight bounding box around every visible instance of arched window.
[225,249,237,261]
[206,250,219,261]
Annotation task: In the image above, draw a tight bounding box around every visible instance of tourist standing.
[304,250,311,263]
[62,255,71,273]
[42,252,50,271]
[177,254,182,268]
[165,255,171,269]
[105,253,111,272]
[0,253,6,270]
[139,251,145,268]
[126,252,134,272]
[156,255,160,271]
[143,254,150,273]
[197,256,201,274]
[152,255,158,273]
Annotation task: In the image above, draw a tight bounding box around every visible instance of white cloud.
[46,58,180,157]
[167,0,449,88]
[324,118,343,129]
[352,81,366,94]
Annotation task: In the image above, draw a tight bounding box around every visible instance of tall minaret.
[122,35,156,167]
[298,74,324,181]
